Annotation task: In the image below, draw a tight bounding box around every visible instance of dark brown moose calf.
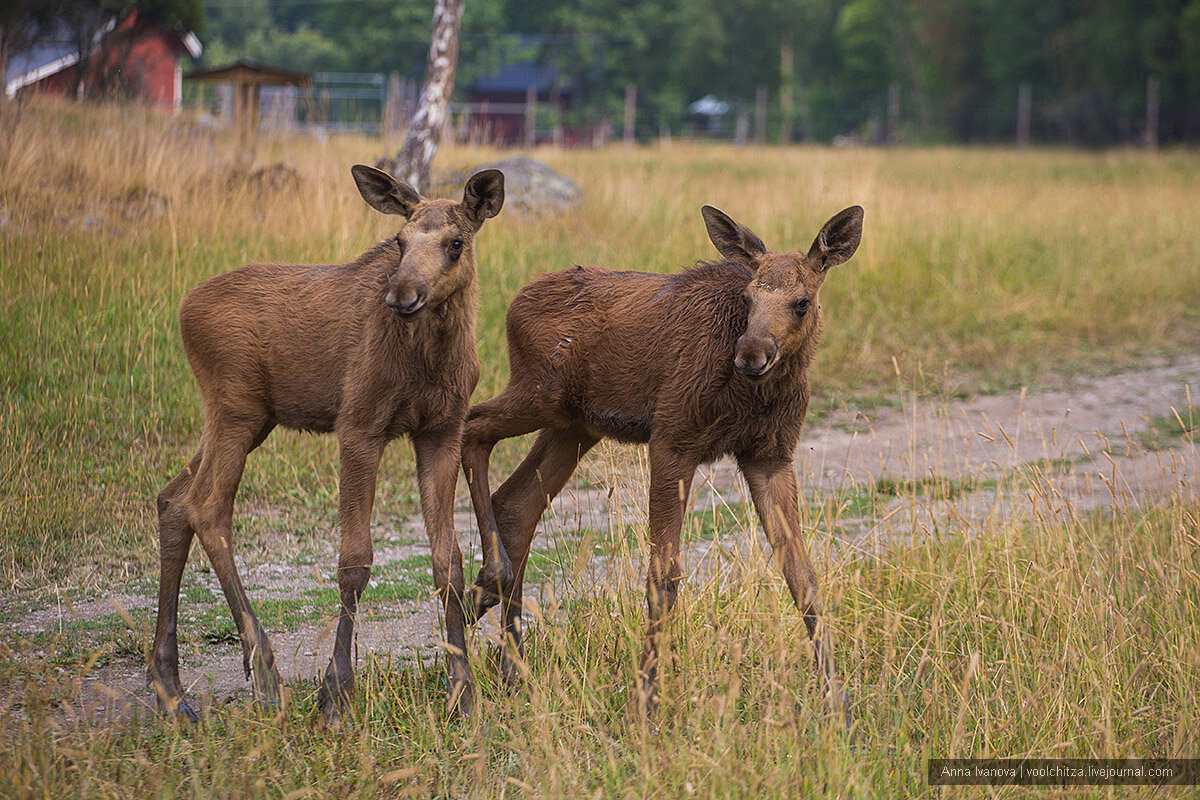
[461,204,863,716]
[149,165,503,722]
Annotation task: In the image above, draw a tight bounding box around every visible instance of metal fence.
[186,72,1171,148]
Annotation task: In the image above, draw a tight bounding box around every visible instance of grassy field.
[2,491,1197,798]
[1,98,1199,797]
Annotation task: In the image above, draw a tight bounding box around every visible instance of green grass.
[0,491,1194,798]
[1136,408,1198,452]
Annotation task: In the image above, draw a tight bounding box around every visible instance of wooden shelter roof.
[183,61,312,87]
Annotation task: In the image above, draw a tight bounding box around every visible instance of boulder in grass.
[442,156,582,216]
[376,154,582,215]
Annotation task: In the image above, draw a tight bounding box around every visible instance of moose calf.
[461,203,863,717]
[149,165,503,722]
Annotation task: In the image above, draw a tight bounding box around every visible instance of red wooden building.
[4,12,201,111]
[463,39,602,147]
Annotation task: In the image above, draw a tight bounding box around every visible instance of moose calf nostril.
[387,290,426,316]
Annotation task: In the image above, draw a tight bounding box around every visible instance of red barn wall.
[20,29,183,110]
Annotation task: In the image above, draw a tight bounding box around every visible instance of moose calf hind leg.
[191,431,283,712]
[148,457,201,722]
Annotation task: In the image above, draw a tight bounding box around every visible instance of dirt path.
[8,356,1200,725]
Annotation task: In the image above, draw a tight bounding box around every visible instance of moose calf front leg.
[637,446,695,717]
[415,426,473,717]
[318,433,384,723]
[741,457,850,725]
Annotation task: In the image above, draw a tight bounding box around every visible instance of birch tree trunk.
[395,0,463,193]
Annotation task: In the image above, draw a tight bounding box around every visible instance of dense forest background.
[7,0,1200,143]
[197,0,1200,144]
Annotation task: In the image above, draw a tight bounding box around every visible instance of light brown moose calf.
[149,165,503,722]
[461,204,863,717]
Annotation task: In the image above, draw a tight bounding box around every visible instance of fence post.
[624,84,637,148]
[1145,75,1159,150]
[525,85,537,149]
[548,85,562,147]
[779,42,794,144]
[1016,82,1031,149]
[887,83,900,146]
[734,110,749,146]
[754,85,768,145]
[384,72,402,138]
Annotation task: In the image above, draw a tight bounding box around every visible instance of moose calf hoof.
[157,695,200,724]
[500,653,524,692]
[446,677,474,719]
[317,670,354,725]
[634,682,660,720]
[463,584,503,625]
[249,655,283,710]
[252,671,283,711]
[464,560,514,625]
[826,686,854,731]
[317,688,350,727]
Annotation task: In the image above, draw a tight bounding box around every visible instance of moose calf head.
[351,165,505,317]
[701,204,864,379]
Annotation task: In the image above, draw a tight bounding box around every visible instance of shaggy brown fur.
[149,165,504,723]
[461,204,863,718]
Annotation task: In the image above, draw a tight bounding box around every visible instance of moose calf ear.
[701,205,769,267]
[351,164,421,217]
[462,169,505,222]
[807,205,864,271]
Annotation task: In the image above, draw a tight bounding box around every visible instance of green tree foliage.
[10,0,1200,142]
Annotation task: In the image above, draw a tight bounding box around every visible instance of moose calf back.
[502,258,808,456]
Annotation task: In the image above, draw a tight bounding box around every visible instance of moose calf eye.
[793,298,811,317]
[448,238,464,254]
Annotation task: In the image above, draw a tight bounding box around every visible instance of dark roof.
[470,59,561,95]
[184,61,313,86]
[4,15,201,97]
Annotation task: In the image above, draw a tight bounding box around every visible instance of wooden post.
[1016,82,1031,149]
[1145,75,1160,150]
[779,41,794,144]
[624,84,636,148]
[234,79,259,165]
[887,83,900,146]
[551,85,564,147]
[384,71,402,138]
[754,84,768,144]
[734,110,749,146]
[524,85,537,148]
[476,100,489,146]
[230,79,244,140]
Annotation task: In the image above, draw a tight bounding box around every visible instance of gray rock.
[440,155,583,216]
